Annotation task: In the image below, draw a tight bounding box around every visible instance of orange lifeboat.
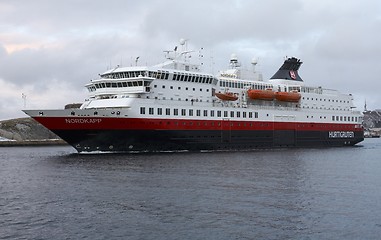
[215,92,238,101]
[274,91,301,102]
[247,89,275,101]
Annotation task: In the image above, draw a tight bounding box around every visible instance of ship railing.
[248,104,301,112]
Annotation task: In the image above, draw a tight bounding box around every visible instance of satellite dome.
[230,53,238,61]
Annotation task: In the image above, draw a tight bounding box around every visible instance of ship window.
[249,112,253,118]
[217,111,221,117]
[224,111,228,117]
[170,86,173,89]
[230,111,234,118]
[332,116,335,121]
[255,112,258,118]
[243,112,247,118]
[174,109,178,116]
[149,108,154,115]
[210,110,215,117]
[106,82,111,87]
[117,82,122,87]
[122,82,127,87]
[138,81,143,86]
[156,72,161,79]
[237,111,240,118]
[181,109,186,116]
[203,110,208,117]
[140,107,145,114]
[162,85,165,89]
[196,110,201,116]
[166,108,170,115]
[158,108,162,115]
[189,109,193,116]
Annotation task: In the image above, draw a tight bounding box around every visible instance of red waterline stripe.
[33,117,362,132]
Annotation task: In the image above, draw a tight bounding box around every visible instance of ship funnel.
[270,57,303,81]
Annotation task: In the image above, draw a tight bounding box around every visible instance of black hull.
[52,129,364,153]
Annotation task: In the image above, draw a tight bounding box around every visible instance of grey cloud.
[0,0,381,120]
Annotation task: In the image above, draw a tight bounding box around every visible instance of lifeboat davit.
[247,89,275,101]
[274,91,301,102]
[215,92,238,101]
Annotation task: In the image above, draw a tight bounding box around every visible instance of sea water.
[1,139,381,239]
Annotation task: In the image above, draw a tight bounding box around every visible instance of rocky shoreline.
[0,139,67,146]
[0,117,67,146]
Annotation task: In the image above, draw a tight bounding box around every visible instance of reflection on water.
[1,139,380,239]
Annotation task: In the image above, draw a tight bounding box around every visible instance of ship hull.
[52,129,363,152]
[22,108,364,153]
[29,115,363,152]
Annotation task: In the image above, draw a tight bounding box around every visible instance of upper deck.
[81,40,359,118]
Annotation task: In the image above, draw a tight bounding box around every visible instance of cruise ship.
[23,40,364,153]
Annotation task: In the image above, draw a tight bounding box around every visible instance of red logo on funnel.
[289,71,296,80]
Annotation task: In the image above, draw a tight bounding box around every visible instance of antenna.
[22,93,27,108]
[251,57,258,73]
[135,56,140,66]
[179,38,188,51]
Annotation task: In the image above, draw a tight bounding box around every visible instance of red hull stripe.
[34,117,362,132]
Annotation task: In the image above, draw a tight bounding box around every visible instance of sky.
[0,0,380,120]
